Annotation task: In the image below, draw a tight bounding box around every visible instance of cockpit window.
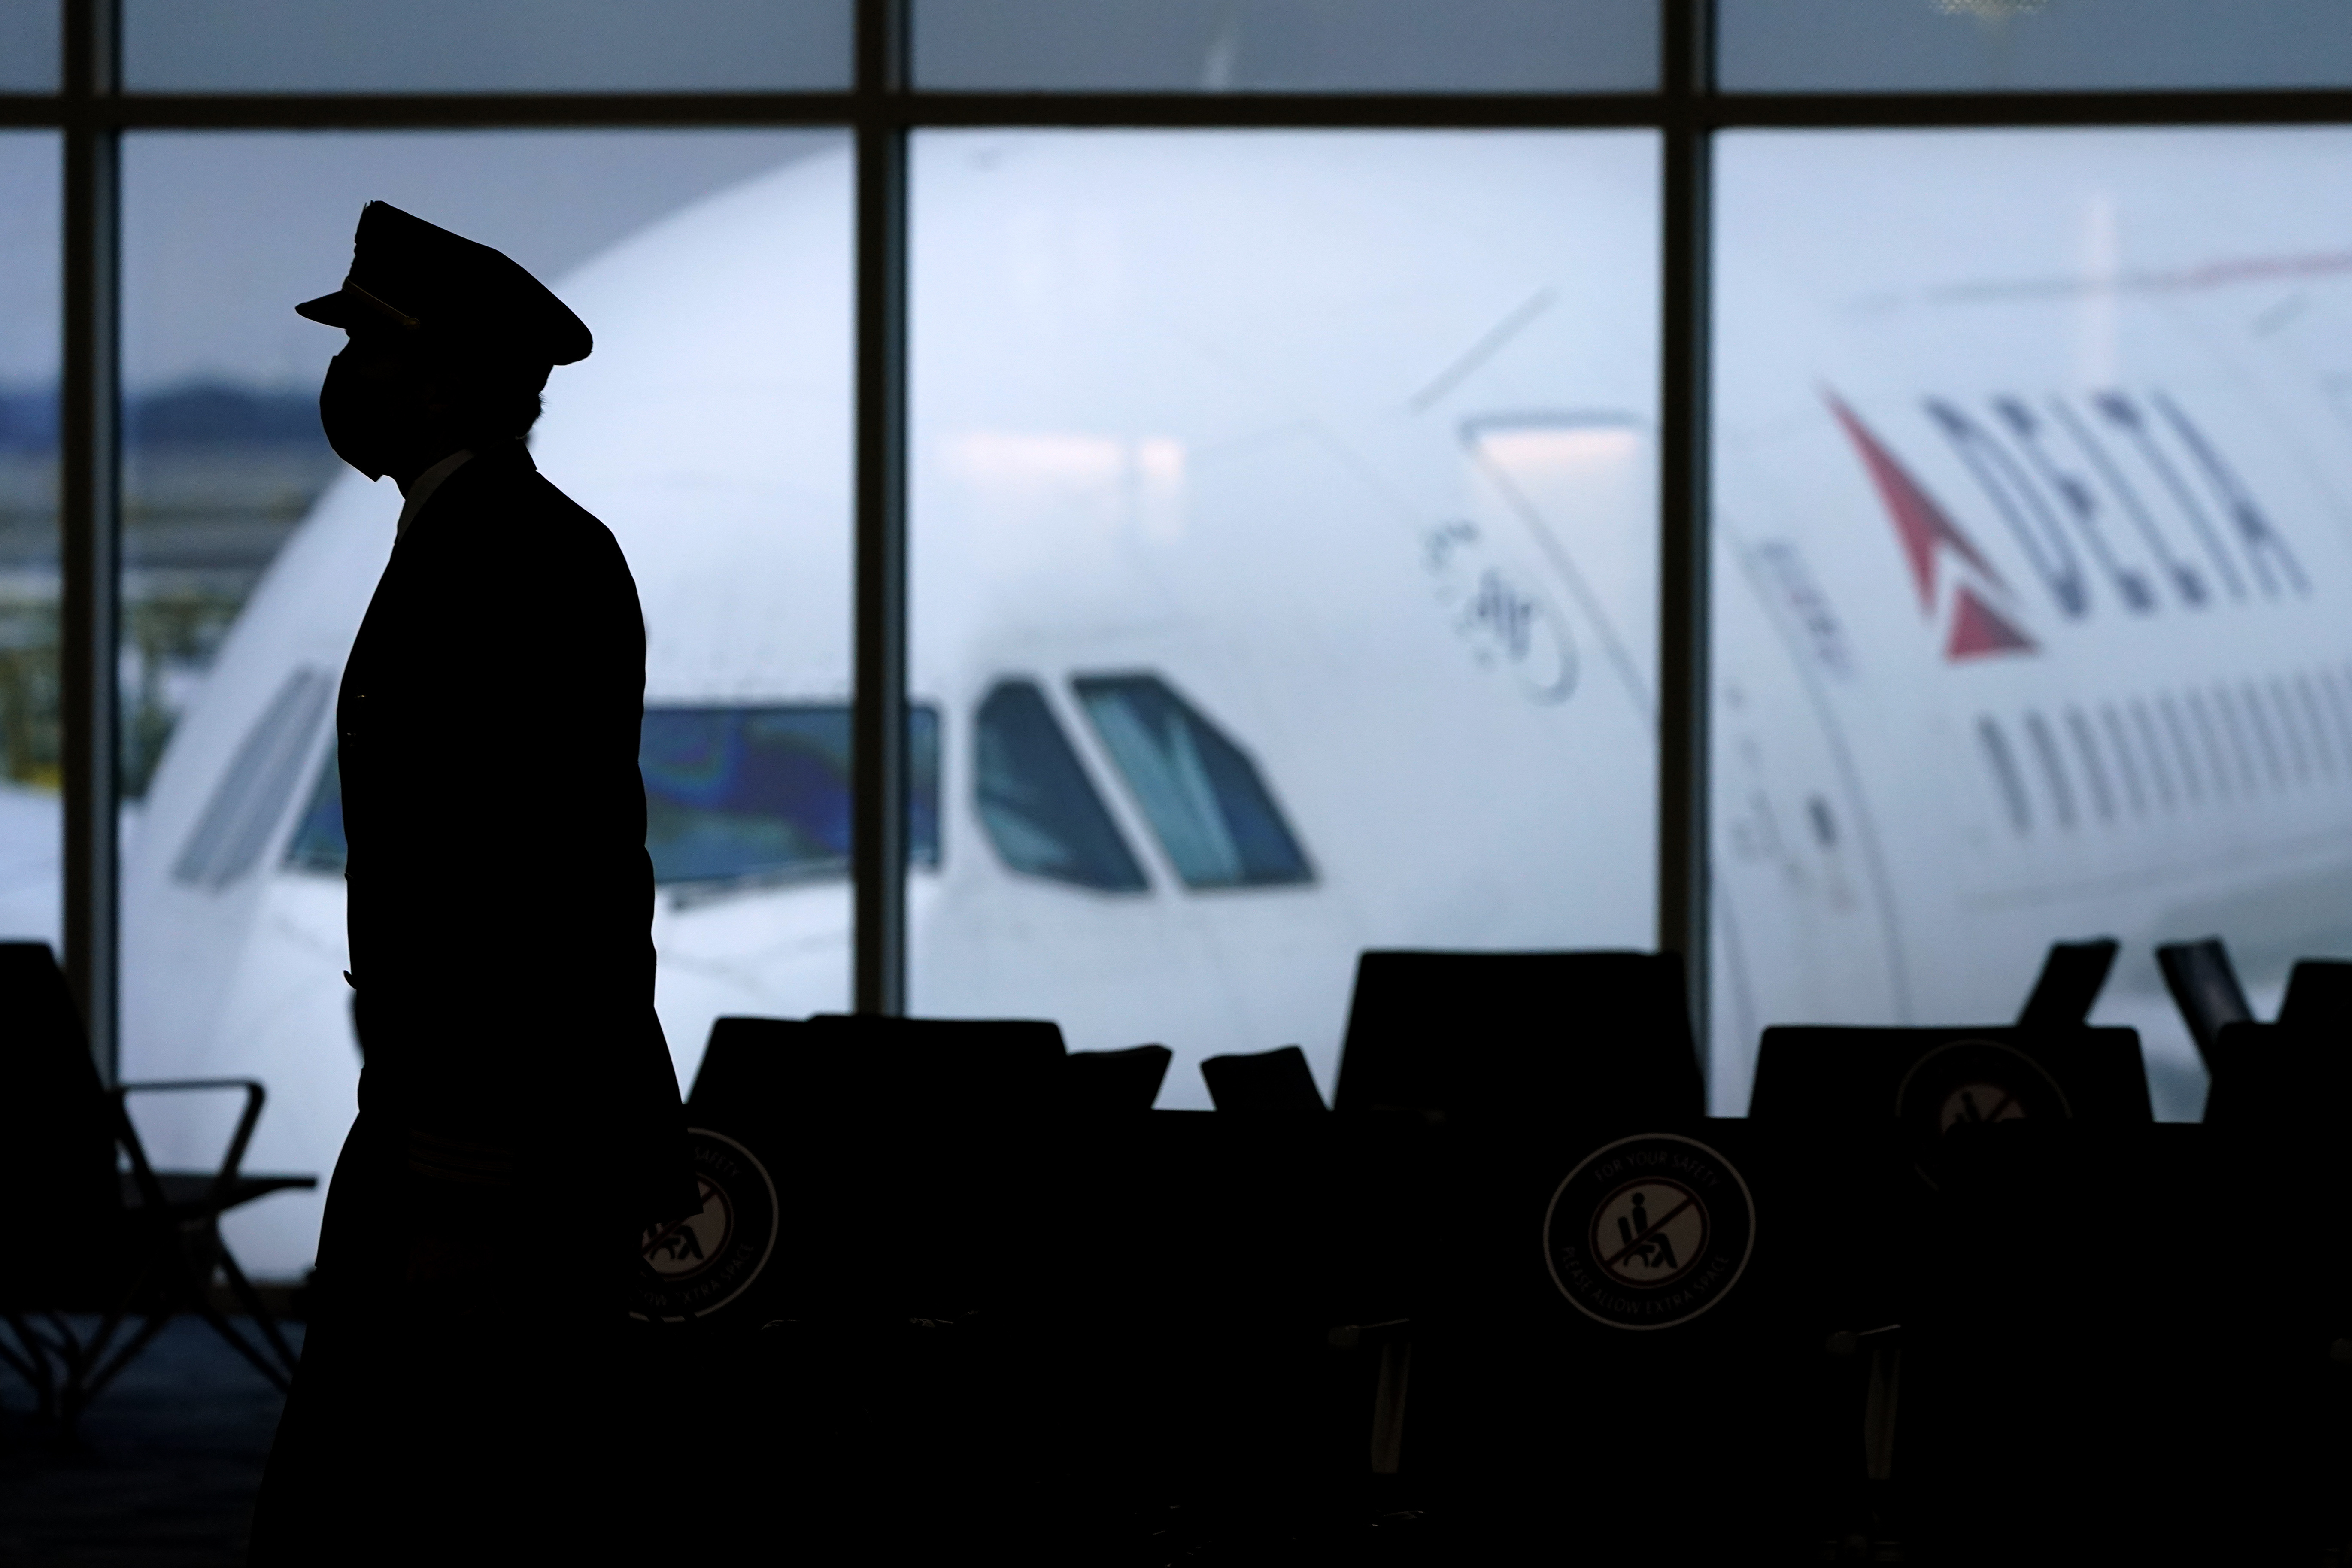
[284,704,941,888]
[640,706,938,886]
[1072,674,1311,889]
[176,667,335,890]
[284,744,347,875]
[975,679,1147,892]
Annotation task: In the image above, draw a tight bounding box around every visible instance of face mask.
[319,348,407,482]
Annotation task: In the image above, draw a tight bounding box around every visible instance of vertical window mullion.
[61,0,119,1079]
[851,0,910,1015]
[1658,0,1714,1071]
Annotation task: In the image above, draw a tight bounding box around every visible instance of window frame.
[7,0,2349,1077]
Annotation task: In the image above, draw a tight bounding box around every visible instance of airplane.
[119,127,2352,1277]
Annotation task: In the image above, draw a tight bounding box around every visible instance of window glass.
[912,131,1660,1105]
[914,0,1656,92]
[123,0,849,92]
[286,704,941,887]
[975,679,1147,892]
[1074,673,1311,889]
[0,1,58,92]
[643,705,940,888]
[284,734,345,877]
[1719,0,2352,92]
[117,130,851,1282]
[0,133,56,949]
[1711,128,2352,1122]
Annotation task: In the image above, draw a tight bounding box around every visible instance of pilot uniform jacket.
[251,440,691,1566]
[336,438,687,1210]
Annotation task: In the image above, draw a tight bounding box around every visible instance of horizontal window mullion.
[6,87,2350,134]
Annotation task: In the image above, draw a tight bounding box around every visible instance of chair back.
[2015,937,2119,1028]
[687,1013,1067,1118]
[806,1014,1067,1114]
[0,943,121,1232]
[1201,1045,1326,1112]
[2205,1011,2352,1128]
[1749,1024,2152,1128]
[665,1013,1067,1327]
[1332,950,1703,1123]
[2276,958,2352,1034]
[1058,1044,1170,1112]
[1416,1116,1867,1560]
[685,1015,813,1113]
[2156,937,2253,1068]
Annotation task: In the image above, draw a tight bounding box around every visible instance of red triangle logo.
[1945,585,2036,660]
[1827,392,2009,608]
[1826,390,2038,661]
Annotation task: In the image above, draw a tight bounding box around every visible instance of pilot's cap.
[296,201,592,366]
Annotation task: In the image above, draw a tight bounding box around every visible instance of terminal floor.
[0,1317,293,1568]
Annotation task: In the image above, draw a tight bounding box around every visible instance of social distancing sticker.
[1543,1134,1755,1331]
[630,1127,779,1322]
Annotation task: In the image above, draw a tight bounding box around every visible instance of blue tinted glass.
[1074,674,1311,890]
[641,705,939,886]
[282,705,939,884]
[976,680,1146,892]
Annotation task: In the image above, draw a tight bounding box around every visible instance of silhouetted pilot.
[249,203,693,1566]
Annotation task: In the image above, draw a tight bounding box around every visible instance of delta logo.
[1829,393,2036,661]
[1824,386,2305,666]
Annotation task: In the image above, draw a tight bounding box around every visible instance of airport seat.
[1748,1023,2153,1130]
[2201,960,2352,1128]
[665,1018,1382,1556]
[2204,1013,2352,1130]
[2277,958,2352,1034]
[1202,1045,1327,1112]
[2157,936,2254,1070]
[0,942,313,1431]
[672,1013,1070,1326]
[1748,1020,2156,1550]
[2015,936,2119,1028]
[1060,1043,1172,1111]
[686,1012,1068,1117]
[1897,1118,2297,1562]
[1332,949,1704,1125]
[1399,1115,1884,1561]
[682,1013,810,1111]
[805,1012,1068,1113]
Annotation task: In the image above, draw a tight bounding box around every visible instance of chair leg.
[213,1243,301,1381]
[172,1246,293,1395]
[0,1313,59,1419]
[69,1309,176,1432]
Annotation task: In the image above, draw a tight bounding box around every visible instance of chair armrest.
[1825,1323,1901,1357]
[114,1078,268,1195]
[1328,1318,1412,1351]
